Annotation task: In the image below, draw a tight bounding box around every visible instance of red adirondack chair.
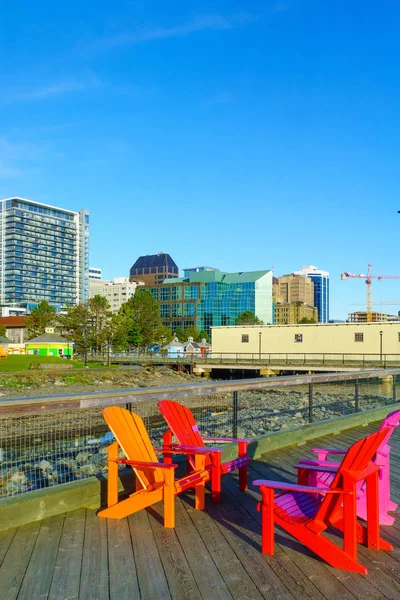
[98,407,210,527]
[158,399,251,503]
[254,429,393,574]
[298,409,400,525]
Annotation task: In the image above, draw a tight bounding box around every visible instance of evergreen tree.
[26,300,57,339]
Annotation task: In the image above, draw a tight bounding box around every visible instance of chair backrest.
[315,428,390,525]
[379,409,400,448]
[158,400,211,466]
[103,406,164,489]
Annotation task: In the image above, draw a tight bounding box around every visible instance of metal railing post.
[308,383,313,423]
[232,391,238,438]
[393,375,397,403]
[355,380,359,413]
[126,402,132,412]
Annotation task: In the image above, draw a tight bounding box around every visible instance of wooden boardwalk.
[1,422,400,600]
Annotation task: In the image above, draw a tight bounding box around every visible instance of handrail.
[1,368,400,416]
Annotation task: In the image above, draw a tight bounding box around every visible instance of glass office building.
[146,269,273,336]
[294,265,329,323]
[0,197,89,308]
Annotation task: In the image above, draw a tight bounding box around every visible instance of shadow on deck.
[1,423,400,600]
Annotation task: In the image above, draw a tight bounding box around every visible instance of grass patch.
[0,355,84,372]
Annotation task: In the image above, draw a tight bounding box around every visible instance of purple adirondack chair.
[298,409,400,525]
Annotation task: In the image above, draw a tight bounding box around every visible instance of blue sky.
[1,0,400,320]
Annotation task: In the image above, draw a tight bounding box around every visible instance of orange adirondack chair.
[98,407,209,527]
[158,399,251,503]
[254,429,393,574]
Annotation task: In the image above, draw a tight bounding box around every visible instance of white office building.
[89,277,137,312]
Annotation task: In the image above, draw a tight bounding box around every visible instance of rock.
[75,451,93,464]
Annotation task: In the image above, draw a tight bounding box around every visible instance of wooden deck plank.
[49,508,86,600]
[0,527,17,566]
[173,497,234,600]
[0,521,41,600]
[108,516,140,600]
[185,493,272,600]
[79,510,109,600]
[17,515,64,600]
[128,508,171,600]
[148,499,204,600]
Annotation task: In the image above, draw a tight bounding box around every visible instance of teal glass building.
[146,269,273,336]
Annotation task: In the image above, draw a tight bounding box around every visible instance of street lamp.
[161,336,166,359]
[258,331,262,360]
[380,330,383,362]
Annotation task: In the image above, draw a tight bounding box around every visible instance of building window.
[294,334,303,343]
[241,334,249,343]
[355,333,364,342]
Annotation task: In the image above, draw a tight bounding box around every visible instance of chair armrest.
[108,458,178,469]
[293,463,338,474]
[155,445,223,455]
[298,459,341,468]
[203,437,252,444]
[312,448,346,455]
[253,479,348,494]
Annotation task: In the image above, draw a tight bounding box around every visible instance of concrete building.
[146,268,273,336]
[89,277,137,313]
[274,274,314,305]
[211,322,399,357]
[129,253,179,285]
[0,197,89,308]
[274,302,318,325]
[294,265,329,323]
[89,267,102,280]
[347,311,400,323]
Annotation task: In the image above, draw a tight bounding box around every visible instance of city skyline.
[2,1,400,320]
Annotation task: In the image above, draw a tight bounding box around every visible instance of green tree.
[125,290,161,349]
[234,311,264,326]
[26,300,57,339]
[299,317,317,324]
[198,330,209,342]
[0,324,7,338]
[118,301,143,349]
[174,327,186,342]
[88,295,112,352]
[58,303,92,354]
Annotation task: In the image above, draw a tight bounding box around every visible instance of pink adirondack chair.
[298,409,400,525]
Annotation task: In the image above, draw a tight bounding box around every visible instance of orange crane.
[341,264,400,322]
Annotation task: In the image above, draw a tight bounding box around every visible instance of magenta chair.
[298,409,400,525]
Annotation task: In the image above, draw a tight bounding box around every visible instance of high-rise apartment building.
[294,265,329,323]
[146,269,273,335]
[0,197,89,307]
[129,253,179,285]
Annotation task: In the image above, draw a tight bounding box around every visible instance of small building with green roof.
[26,328,73,358]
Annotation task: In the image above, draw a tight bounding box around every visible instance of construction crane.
[341,264,400,322]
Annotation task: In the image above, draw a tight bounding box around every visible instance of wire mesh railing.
[1,369,399,498]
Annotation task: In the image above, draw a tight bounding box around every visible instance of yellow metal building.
[211,322,400,357]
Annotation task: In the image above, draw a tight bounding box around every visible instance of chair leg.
[260,488,275,555]
[164,469,175,528]
[107,442,119,508]
[239,465,248,492]
[211,453,221,503]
